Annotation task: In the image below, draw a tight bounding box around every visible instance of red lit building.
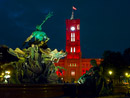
[55,15,102,83]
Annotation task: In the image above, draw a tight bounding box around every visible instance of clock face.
[70,26,75,31]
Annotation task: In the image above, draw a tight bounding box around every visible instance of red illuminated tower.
[55,7,103,82]
[66,19,81,59]
[64,12,83,81]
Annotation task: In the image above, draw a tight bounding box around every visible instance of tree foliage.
[101,48,130,79]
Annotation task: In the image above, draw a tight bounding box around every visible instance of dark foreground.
[0,84,130,98]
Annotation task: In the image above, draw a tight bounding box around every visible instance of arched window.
[71,33,75,42]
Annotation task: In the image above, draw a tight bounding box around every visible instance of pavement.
[57,94,130,98]
[0,84,130,98]
[97,94,130,98]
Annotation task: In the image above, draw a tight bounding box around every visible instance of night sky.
[0,0,130,58]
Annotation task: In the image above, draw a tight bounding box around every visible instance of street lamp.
[109,70,113,75]
[125,72,130,85]
[125,72,128,77]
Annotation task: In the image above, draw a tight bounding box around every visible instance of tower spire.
[70,11,74,20]
[70,6,77,20]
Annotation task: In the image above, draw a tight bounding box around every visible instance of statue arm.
[22,34,33,47]
[45,37,50,43]
[39,12,53,27]
[25,35,33,42]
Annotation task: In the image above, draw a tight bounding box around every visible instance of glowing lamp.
[2,73,4,76]
[125,72,128,76]
[125,72,130,77]
[4,75,10,79]
[108,70,112,75]
[70,26,75,31]
[5,71,10,74]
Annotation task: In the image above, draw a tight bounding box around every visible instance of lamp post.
[125,72,130,86]
[108,70,113,83]
[108,70,114,91]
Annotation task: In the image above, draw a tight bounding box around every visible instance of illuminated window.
[70,47,76,53]
[71,70,75,76]
[74,47,75,52]
[70,47,72,52]
[71,33,75,42]
[75,63,76,67]
[77,24,80,30]
[69,63,77,67]
[61,77,63,80]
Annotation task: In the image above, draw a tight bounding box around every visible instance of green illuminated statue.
[0,12,67,84]
[1,45,67,84]
[23,12,53,46]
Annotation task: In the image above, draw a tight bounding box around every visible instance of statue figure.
[78,59,109,96]
[78,59,100,84]
[40,48,67,63]
[2,43,67,84]
[1,12,67,84]
[23,12,53,46]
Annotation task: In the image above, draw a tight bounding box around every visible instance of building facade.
[55,18,102,82]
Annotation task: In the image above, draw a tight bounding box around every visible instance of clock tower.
[66,19,81,59]
[64,18,82,82]
[55,7,103,82]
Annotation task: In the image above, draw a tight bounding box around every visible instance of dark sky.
[0,0,130,58]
